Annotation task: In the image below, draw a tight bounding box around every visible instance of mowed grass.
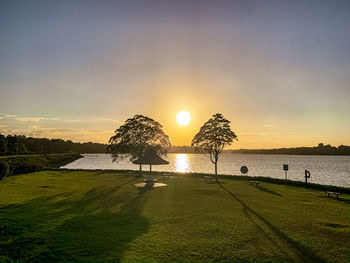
[0,171,349,262]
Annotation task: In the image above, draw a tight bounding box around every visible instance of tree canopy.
[0,134,7,156]
[192,113,237,179]
[0,134,106,155]
[107,115,171,166]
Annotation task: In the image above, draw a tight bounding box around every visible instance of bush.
[0,162,10,180]
[215,174,350,194]
[185,172,350,194]
[44,153,82,168]
[0,153,82,177]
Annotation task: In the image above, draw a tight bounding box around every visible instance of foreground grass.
[0,171,349,262]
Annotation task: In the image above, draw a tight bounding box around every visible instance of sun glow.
[176,111,191,126]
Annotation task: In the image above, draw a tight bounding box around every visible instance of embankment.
[0,153,82,179]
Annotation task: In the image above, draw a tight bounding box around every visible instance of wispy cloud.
[15,117,60,122]
[0,113,17,119]
[65,118,122,124]
[0,113,119,143]
[239,131,273,137]
[263,124,276,129]
[0,113,60,122]
[0,125,113,143]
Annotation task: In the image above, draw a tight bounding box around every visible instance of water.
[62,153,350,188]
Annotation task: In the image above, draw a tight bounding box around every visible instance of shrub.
[44,153,82,168]
[0,153,82,177]
[0,162,10,180]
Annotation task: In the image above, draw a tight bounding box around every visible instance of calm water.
[62,153,350,187]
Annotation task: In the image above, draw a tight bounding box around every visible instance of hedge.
[0,153,82,179]
[143,171,350,194]
[0,162,10,181]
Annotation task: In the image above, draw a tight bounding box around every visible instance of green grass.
[0,171,349,262]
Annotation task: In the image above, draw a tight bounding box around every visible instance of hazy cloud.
[263,124,276,129]
[0,125,113,143]
[0,113,59,122]
[15,117,60,122]
[0,113,17,119]
[65,118,122,124]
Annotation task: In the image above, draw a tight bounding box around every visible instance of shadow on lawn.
[0,176,149,262]
[317,195,350,204]
[218,182,326,263]
[253,185,283,197]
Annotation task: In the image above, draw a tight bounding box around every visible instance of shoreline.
[52,168,350,194]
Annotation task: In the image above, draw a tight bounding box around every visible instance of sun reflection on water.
[174,154,191,173]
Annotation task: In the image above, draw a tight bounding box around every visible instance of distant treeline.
[229,143,350,156]
[0,134,107,155]
[170,144,350,155]
[1,135,349,156]
[169,146,199,153]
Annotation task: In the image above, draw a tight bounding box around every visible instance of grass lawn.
[0,170,349,262]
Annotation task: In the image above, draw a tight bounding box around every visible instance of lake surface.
[62,153,350,187]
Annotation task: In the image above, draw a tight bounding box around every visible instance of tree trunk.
[139,164,142,176]
[214,161,218,182]
[149,164,152,180]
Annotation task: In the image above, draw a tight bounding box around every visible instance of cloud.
[0,125,113,143]
[239,131,272,137]
[0,113,119,143]
[65,118,122,124]
[15,117,60,122]
[0,113,60,122]
[0,113,17,119]
[263,124,276,129]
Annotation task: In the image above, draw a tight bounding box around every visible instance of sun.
[176,111,191,126]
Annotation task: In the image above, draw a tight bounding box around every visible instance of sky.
[0,0,349,148]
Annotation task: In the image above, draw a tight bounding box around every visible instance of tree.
[6,135,27,155]
[0,134,7,156]
[107,115,171,172]
[6,135,18,155]
[0,162,10,180]
[191,113,237,181]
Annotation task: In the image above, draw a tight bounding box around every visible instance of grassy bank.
[53,169,350,194]
[0,170,349,262]
[0,153,82,178]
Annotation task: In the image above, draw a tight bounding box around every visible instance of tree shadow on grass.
[218,183,326,263]
[253,185,283,197]
[44,187,151,262]
[317,195,350,204]
[0,176,149,262]
[49,176,140,213]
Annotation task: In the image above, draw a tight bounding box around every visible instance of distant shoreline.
[169,144,350,156]
[1,134,349,156]
[168,152,350,156]
[54,168,350,193]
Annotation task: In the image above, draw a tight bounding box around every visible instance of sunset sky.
[1,0,349,148]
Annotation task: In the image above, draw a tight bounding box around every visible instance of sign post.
[283,164,288,184]
[305,170,311,184]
